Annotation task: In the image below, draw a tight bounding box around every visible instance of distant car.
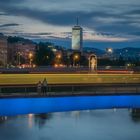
[105,66,111,69]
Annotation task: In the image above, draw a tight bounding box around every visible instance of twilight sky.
[0,0,140,48]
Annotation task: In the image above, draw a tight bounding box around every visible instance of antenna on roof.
[76,17,79,26]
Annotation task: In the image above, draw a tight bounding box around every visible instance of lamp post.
[29,52,33,67]
[57,54,61,59]
[56,54,62,66]
[73,54,79,67]
[17,52,21,66]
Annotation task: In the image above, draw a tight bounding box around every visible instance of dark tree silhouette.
[34,42,55,66]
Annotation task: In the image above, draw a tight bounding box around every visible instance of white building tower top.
[72,18,83,51]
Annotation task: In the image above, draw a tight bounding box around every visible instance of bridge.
[0,95,140,116]
[0,71,140,116]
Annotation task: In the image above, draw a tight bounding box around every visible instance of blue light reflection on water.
[0,95,140,116]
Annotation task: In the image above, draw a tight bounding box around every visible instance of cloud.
[0,0,140,42]
[126,9,140,15]
[0,4,140,31]
[0,0,25,4]
[0,5,114,26]
[0,23,19,28]
[0,13,7,16]
[13,30,129,42]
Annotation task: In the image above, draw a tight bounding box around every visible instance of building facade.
[0,34,7,67]
[72,25,83,51]
[8,42,36,66]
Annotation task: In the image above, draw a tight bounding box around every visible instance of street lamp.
[29,52,33,67]
[73,54,79,67]
[46,55,49,59]
[17,52,22,66]
[55,54,62,66]
[57,54,61,59]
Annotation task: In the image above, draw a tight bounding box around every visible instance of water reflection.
[34,113,52,129]
[0,109,140,140]
[28,114,34,128]
[131,109,140,122]
[0,116,8,124]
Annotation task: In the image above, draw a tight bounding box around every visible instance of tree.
[80,55,88,66]
[34,42,55,66]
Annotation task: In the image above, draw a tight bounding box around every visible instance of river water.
[0,109,140,140]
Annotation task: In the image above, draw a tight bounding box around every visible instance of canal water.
[0,109,140,140]
[0,95,140,140]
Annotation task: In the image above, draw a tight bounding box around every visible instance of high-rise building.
[72,19,83,51]
[0,34,7,67]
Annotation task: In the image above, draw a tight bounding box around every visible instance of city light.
[54,63,65,68]
[54,64,58,68]
[28,52,33,67]
[74,55,79,60]
[29,52,33,59]
[107,48,113,53]
[73,54,80,67]
[46,55,49,59]
[55,54,62,66]
[57,54,62,59]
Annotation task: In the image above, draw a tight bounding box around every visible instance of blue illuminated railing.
[0,95,140,116]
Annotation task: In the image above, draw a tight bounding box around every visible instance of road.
[0,73,140,85]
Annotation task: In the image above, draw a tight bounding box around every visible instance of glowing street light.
[55,54,62,66]
[46,55,49,59]
[107,48,113,53]
[56,54,62,59]
[74,55,79,60]
[29,52,33,58]
[106,48,113,60]
[29,52,33,66]
[73,54,79,67]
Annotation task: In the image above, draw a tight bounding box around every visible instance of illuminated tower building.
[72,18,83,51]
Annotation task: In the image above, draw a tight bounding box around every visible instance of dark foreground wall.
[0,84,140,96]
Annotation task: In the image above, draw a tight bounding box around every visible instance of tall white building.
[72,22,83,51]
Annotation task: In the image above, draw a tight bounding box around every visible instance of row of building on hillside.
[0,34,7,67]
[0,34,36,67]
[0,20,83,67]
